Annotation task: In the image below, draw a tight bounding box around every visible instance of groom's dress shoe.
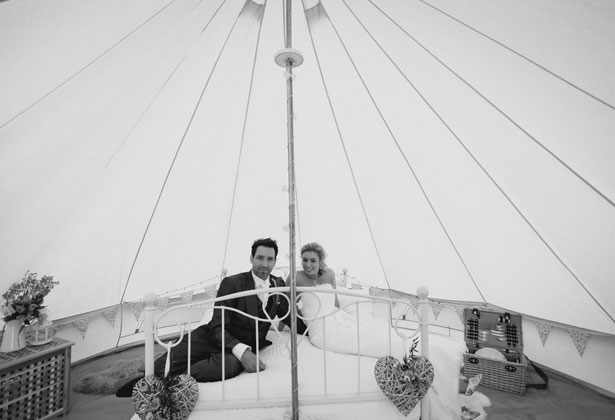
[115,374,144,397]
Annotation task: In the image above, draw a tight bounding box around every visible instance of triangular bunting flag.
[534,321,553,346]
[102,306,119,327]
[129,301,145,320]
[204,285,218,299]
[181,291,194,302]
[453,304,465,324]
[388,290,402,300]
[431,301,443,320]
[156,297,170,310]
[408,296,419,311]
[367,287,385,298]
[568,329,591,357]
[73,317,90,338]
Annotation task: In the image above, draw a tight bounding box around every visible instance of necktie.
[257,281,268,303]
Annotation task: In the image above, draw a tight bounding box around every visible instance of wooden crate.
[463,308,527,394]
[0,336,74,420]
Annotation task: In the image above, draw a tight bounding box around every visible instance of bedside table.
[0,336,74,420]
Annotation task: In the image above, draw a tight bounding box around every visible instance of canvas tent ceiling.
[1,0,614,390]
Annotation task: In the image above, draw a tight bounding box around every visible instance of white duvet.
[185,329,468,420]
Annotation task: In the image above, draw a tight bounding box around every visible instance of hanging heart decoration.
[403,353,434,396]
[132,374,199,420]
[374,351,434,415]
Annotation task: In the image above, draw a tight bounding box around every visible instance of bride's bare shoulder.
[294,270,313,286]
[322,267,336,282]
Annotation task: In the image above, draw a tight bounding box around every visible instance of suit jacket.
[199,271,289,353]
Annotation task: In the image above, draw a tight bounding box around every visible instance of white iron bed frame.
[138,286,456,420]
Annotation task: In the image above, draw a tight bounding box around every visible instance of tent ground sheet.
[65,344,614,420]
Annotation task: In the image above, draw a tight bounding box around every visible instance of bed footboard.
[140,286,444,419]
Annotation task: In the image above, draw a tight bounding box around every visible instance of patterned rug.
[73,357,144,395]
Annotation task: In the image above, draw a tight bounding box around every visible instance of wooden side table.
[0,335,74,420]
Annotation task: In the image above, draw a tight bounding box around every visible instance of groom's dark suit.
[153,271,290,381]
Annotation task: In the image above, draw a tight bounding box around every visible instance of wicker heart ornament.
[374,355,434,416]
[132,374,199,420]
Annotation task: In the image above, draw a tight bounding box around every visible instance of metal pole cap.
[274,48,304,67]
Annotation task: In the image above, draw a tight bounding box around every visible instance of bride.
[286,242,409,358]
[288,242,340,307]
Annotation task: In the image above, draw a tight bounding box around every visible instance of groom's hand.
[240,350,266,372]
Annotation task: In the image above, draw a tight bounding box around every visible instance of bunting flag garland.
[40,299,598,369]
[130,301,145,320]
[431,301,443,320]
[568,329,591,357]
[73,317,90,338]
[102,306,119,327]
[43,282,596,362]
[156,297,170,310]
[534,321,553,346]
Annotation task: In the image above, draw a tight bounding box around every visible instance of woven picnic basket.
[463,308,528,394]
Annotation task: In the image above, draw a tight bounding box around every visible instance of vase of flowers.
[1,271,58,353]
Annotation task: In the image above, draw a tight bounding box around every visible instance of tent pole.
[286,48,300,420]
[274,0,304,419]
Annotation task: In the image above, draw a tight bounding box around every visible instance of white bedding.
[185,330,470,420]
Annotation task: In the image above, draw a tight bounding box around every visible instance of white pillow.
[298,285,405,358]
[371,301,393,320]
[337,288,374,316]
[337,287,370,304]
[307,308,409,359]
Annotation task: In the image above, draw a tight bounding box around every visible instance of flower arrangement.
[2,271,58,325]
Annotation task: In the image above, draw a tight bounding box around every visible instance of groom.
[116,237,293,397]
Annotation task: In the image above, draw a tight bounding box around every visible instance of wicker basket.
[463,308,527,394]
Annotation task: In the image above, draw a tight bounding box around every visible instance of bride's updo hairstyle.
[300,242,327,276]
